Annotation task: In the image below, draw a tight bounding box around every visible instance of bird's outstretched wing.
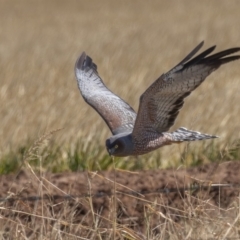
[132,42,240,137]
[75,52,136,135]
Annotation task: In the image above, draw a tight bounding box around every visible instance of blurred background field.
[0,0,240,172]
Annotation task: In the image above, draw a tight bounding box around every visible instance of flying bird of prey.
[75,42,240,157]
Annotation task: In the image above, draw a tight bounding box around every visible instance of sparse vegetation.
[0,0,240,238]
[1,137,240,175]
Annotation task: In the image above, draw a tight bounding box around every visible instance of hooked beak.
[108,148,114,156]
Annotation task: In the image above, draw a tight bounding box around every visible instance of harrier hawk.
[75,42,240,157]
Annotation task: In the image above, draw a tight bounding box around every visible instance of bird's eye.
[114,144,118,149]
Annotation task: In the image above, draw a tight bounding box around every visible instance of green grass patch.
[0,133,240,175]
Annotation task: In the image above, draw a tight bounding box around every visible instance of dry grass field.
[1,0,240,165]
[0,0,240,238]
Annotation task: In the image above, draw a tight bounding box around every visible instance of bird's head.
[106,133,133,157]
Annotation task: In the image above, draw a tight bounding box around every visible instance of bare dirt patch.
[0,161,239,238]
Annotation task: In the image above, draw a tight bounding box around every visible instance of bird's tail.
[170,127,218,143]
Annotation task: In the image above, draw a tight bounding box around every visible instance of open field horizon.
[0,0,240,166]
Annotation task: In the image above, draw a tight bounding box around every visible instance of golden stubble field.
[0,0,240,164]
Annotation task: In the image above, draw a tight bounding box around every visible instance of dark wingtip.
[172,41,205,69]
[203,47,240,62]
[218,55,240,65]
[75,52,98,72]
[198,41,204,48]
[75,52,87,70]
[183,45,216,68]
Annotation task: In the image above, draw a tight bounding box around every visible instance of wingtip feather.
[75,52,87,70]
[198,41,204,48]
[171,41,205,69]
[75,52,98,73]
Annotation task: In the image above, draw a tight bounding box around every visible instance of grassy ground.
[0,0,240,238]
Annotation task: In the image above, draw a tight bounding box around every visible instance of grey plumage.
[170,127,218,142]
[75,42,240,157]
[75,53,136,135]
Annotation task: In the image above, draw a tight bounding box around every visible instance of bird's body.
[75,42,240,157]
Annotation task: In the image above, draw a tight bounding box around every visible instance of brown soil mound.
[0,161,240,238]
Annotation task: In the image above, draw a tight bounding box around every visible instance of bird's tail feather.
[170,127,218,142]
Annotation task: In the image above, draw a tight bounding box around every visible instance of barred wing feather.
[75,52,137,135]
